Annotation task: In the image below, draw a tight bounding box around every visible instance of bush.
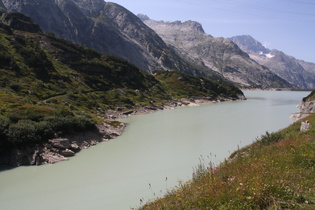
[0,115,10,143]
[7,120,40,144]
[258,131,284,145]
[2,110,96,146]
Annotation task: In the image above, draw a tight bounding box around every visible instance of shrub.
[258,131,284,145]
[7,119,40,144]
[0,115,10,143]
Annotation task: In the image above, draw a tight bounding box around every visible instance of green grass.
[303,91,315,102]
[141,114,315,209]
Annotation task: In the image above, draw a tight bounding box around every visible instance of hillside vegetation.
[141,112,315,209]
[0,12,244,154]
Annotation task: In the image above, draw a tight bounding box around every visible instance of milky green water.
[0,91,310,210]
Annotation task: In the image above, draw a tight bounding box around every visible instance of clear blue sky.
[111,0,315,63]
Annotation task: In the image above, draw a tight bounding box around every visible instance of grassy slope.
[141,113,315,209]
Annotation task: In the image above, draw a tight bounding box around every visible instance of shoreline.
[0,96,245,167]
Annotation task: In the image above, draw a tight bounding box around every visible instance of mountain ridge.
[2,0,295,89]
[141,16,293,89]
[229,35,315,89]
[1,0,208,77]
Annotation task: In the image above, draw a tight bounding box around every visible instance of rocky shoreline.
[0,96,245,167]
[0,122,126,167]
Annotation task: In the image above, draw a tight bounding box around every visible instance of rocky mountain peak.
[230,35,315,89]
[229,35,269,54]
[137,13,150,21]
[141,17,211,45]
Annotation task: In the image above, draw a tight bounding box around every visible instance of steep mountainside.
[0,11,244,161]
[141,16,293,89]
[229,35,315,89]
[0,1,5,12]
[1,0,210,76]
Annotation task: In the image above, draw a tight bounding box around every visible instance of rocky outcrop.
[300,120,311,132]
[0,122,126,166]
[291,91,315,121]
[229,35,315,89]
[0,12,41,33]
[298,100,315,114]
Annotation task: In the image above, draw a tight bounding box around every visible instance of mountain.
[0,1,5,12]
[2,0,293,89]
[1,0,211,77]
[0,11,244,156]
[140,16,293,89]
[229,35,315,89]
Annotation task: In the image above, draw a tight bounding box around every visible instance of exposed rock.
[69,142,80,152]
[123,110,134,115]
[300,121,311,132]
[298,101,315,114]
[49,138,70,149]
[291,91,315,121]
[229,35,315,89]
[142,17,292,89]
[61,149,75,157]
[40,151,68,164]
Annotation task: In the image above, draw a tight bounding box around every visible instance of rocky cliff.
[229,35,315,89]
[141,16,293,89]
[299,91,315,113]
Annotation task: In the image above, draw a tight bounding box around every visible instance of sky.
[111,0,315,63]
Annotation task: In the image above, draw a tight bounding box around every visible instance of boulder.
[300,121,311,132]
[69,142,80,152]
[61,149,75,157]
[49,138,70,149]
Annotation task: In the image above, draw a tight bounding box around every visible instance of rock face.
[49,138,70,149]
[2,0,203,76]
[141,17,293,89]
[229,35,315,89]
[300,120,311,132]
[298,100,315,114]
[291,91,315,121]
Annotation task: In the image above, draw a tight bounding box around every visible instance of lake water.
[0,91,310,210]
